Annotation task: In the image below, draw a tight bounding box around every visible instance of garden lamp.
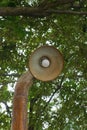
[11,46,64,130]
[29,46,64,81]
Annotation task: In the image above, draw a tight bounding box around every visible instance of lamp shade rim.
[29,45,64,81]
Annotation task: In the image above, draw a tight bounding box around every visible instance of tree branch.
[0,7,46,17]
[46,9,87,15]
[0,73,20,77]
[0,7,87,17]
[43,75,65,109]
[2,101,11,120]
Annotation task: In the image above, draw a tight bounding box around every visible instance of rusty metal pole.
[11,71,33,130]
[11,46,64,130]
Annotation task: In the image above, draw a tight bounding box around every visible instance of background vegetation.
[0,0,87,130]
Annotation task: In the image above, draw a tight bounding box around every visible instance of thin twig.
[0,73,20,77]
[2,101,11,118]
[44,75,65,109]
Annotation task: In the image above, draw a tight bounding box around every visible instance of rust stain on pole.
[11,46,64,130]
[11,71,33,130]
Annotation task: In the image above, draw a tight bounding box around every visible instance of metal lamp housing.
[29,46,64,81]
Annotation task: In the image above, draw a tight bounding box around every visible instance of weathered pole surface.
[11,46,64,130]
[11,71,33,130]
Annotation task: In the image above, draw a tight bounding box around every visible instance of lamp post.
[11,46,64,130]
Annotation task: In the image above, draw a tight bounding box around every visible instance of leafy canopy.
[0,0,87,130]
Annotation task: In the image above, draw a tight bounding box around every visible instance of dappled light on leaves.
[0,0,87,130]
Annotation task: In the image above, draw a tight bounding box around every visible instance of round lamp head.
[29,46,64,81]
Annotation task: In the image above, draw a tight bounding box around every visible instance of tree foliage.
[0,0,87,130]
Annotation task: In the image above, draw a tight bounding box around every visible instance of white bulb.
[41,59,50,68]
